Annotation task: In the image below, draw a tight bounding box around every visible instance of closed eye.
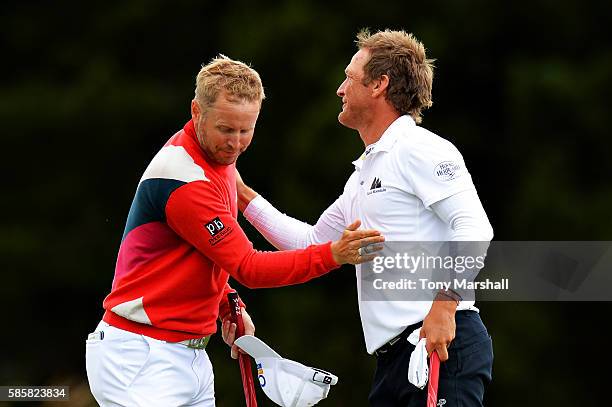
[217,126,234,133]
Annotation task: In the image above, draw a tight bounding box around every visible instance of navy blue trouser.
[368,311,493,407]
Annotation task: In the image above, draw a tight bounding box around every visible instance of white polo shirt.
[319,116,477,352]
[245,115,483,353]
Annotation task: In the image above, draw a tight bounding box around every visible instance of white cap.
[235,335,338,407]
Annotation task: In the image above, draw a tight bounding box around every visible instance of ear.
[191,99,201,122]
[371,75,390,98]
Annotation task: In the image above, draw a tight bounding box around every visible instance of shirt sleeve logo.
[204,216,233,245]
[205,217,225,236]
[434,161,462,181]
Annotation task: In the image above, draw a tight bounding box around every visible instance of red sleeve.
[166,181,339,289]
[218,283,246,321]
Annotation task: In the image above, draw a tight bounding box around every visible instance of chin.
[338,113,357,130]
[215,155,239,166]
[216,158,235,166]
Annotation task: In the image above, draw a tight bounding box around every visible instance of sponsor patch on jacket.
[205,217,233,245]
[433,161,462,181]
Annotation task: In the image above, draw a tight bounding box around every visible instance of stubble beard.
[195,121,231,166]
[214,151,239,166]
[202,140,239,166]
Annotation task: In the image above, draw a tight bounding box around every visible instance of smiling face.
[336,48,374,130]
[191,91,261,165]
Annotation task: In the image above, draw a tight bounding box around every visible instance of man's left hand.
[221,307,255,359]
[419,298,457,361]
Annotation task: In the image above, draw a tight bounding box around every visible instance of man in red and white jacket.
[85,55,384,407]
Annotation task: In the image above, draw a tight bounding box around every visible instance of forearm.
[431,189,493,300]
[233,242,339,289]
[243,195,324,250]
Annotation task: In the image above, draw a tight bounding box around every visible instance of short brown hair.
[195,54,265,110]
[356,29,434,124]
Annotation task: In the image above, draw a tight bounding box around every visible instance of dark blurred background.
[1,0,611,405]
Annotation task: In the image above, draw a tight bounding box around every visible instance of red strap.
[427,351,440,407]
[228,292,258,407]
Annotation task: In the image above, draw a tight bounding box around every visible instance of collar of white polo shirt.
[352,115,416,169]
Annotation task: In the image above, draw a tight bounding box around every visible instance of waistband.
[103,310,213,343]
[373,321,421,358]
[91,321,210,350]
[373,310,475,358]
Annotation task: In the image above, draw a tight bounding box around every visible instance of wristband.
[436,289,462,305]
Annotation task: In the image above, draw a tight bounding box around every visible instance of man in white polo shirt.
[236,29,494,406]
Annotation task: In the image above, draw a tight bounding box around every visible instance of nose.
[337,78,347,97]
[226,133,240,150]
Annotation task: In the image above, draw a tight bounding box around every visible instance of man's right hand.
[221,307,255,359]
[331,220,384,265]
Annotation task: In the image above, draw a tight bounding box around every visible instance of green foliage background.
[1,0,611,405]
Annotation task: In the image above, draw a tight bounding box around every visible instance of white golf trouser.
[86,321,215,407]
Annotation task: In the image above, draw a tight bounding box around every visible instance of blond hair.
[356,29,434,124]
[195,54,265,110]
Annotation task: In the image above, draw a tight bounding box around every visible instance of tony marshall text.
[372,278,509,291]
